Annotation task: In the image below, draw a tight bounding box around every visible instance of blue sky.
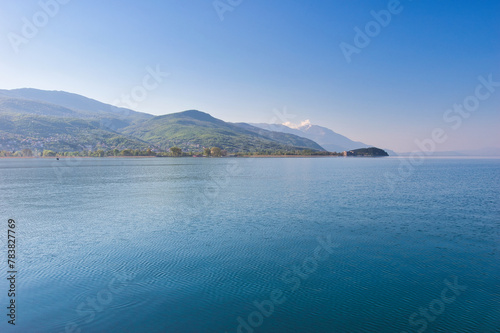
[0,0,498,152]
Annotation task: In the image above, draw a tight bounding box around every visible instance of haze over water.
[0,157,498,332]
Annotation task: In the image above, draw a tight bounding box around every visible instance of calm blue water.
[0,157,498,333]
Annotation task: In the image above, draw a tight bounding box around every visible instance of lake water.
[0,157,498,333]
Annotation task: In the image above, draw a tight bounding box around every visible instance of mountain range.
[249,121,368,153]
[0,88,386,155]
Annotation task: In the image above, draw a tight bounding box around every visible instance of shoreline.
[1,155,497,160]
[0,155,337,159]
[0,156,157,159]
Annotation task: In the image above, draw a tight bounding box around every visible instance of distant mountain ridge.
[250,121,368,153]
[249,121,397,155]
[0,88,152,121]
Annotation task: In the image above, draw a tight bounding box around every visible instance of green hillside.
[122,110,324,152]
[0,113,150,152]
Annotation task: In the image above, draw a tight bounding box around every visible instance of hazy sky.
[0,0,498,152]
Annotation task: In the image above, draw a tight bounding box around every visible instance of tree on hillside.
[203,148,211,157]
[121,149,133,156]
[42,150,56,157]
[22,149,33,157]
[170,147,182,157]
[211,147,222,157]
